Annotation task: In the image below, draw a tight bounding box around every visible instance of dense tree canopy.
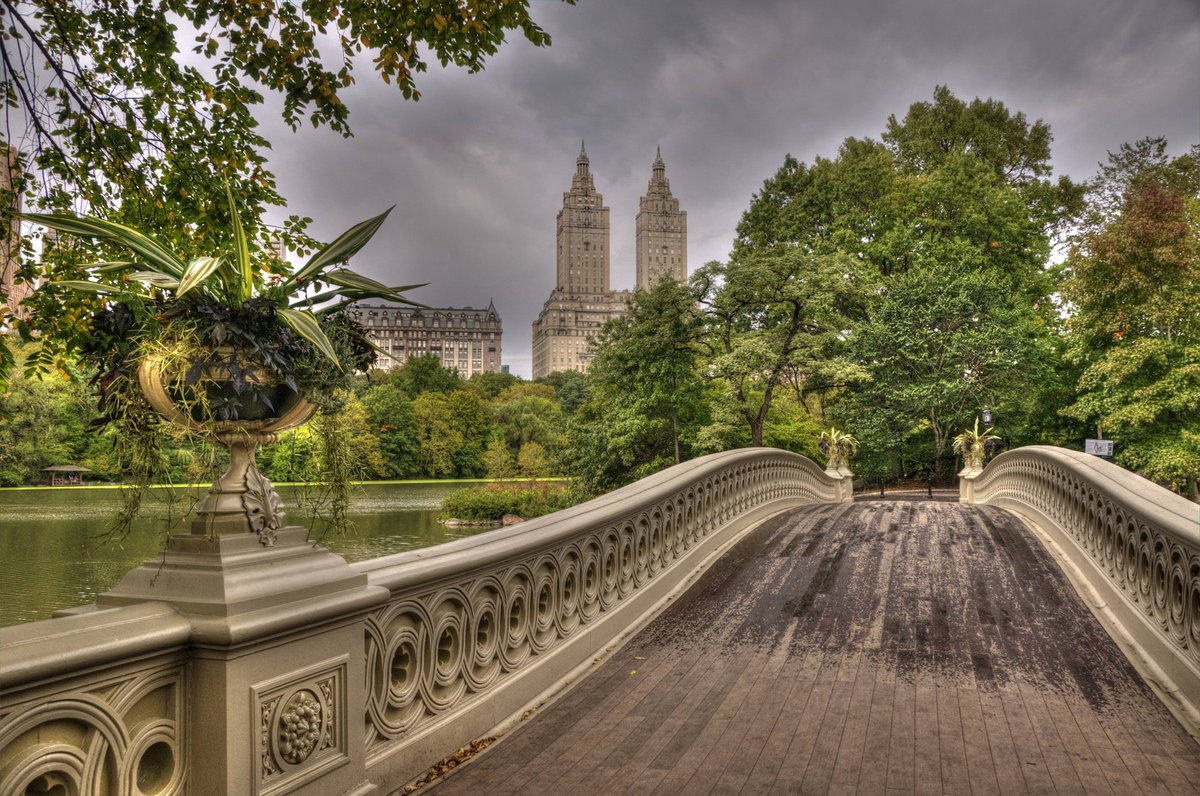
[1,0,572,231]
[725,86,1086,482]
[565,278,708,491]
[695,248,866,447]
[1063,140,1200,496]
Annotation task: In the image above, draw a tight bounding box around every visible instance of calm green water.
[0,482,497,627]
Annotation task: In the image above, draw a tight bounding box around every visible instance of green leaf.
[278,307,342,368]
[86,261,134,273]
[176,256,224,297]
[225,181,253,302]
[323,269,427,300]
[293,287,371,307]
[54,280,119,295]
[19,212,186,278]
[127,271,181,289]
[292,206,394,285]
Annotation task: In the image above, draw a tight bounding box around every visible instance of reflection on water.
[0,482,497,627]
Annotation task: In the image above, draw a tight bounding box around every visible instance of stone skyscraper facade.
[556,143,610,294]
[531,144,687,378]
[635,147,687,290]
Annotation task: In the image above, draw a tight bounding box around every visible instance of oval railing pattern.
[355,448,844,763]
[966,445,1200,730]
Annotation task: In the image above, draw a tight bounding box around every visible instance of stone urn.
[137,353,315,545]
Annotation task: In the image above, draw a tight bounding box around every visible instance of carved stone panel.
[251,656,348,796]
[0,662,186,796]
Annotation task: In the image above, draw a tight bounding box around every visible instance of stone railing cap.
[978,445,1199,545]
[354,448,835,592]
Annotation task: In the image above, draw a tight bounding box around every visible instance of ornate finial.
[656,145,662,163]
[579,139,587,159]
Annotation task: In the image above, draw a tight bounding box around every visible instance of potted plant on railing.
[953,418,1000,476]
[818,426,858,476]
[21,189,421,543]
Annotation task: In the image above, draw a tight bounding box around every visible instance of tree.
[0,343,95,484]
[465,370,521,400]
[411,392,460,478]
[390,354,462,399]
[844,264,1047,481]
[535,369,590,414]
[360,381,421,478]
[490,393,565,458]
[516,441,548,478]
[732,87,1081,476]
[1,0,575,389]
[482,434,515,479]
[410,388,487,478]
[1063,140,1200,497]
[587,278,708,463]
[695,248,866,447]
[1,0,573,234]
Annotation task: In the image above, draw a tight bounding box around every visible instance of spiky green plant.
[952,418,1000,469]
[819,426,858,470]
[21,189,419,366]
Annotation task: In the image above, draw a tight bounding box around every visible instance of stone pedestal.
[959,465,983,503]
[825,467,855,502]
[98,529,389,795]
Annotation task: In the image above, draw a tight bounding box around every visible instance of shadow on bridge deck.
[427,500,1200,795]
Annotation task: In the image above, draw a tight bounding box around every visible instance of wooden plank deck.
[428,500,1200,795]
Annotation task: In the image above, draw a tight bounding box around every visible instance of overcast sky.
[259,0,1199,378]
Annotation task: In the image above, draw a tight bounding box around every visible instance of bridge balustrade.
[0,448,847,795]
[961,445,1200,737]
[352,448,846,786]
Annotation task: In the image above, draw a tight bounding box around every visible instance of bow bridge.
[1,447,1198,794]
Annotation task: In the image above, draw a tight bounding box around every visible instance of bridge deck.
[429,500,1200,795]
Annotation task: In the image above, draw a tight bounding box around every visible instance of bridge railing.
[0,447,846,795]
[351,447,847,785]
[961,445,1200,736]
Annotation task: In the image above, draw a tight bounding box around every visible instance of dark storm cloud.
[259,0,1199,377]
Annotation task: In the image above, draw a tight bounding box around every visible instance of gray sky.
[260,0,1199,378]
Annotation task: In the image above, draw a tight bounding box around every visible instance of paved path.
[431,500,1200,795]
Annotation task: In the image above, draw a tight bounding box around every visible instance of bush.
[439,481,586,522]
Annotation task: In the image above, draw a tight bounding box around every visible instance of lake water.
[0,482,497,627]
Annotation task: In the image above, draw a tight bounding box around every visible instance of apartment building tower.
[531,144,686,378]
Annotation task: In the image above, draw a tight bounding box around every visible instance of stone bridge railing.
[0,448,847,795]
[961,445,1200,737]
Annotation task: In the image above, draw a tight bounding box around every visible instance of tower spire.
[575,140,591,182]
[651,146,666,186]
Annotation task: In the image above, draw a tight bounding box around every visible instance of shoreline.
[0,477,570,492]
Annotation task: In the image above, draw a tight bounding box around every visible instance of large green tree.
[844,264,1048,481]
[1063,139,1200,497]
[695,248,866,447]
[563,278,708,491]
[1,0,573,232]
[733,87,1081,477]
[588,277,707,464]
[360,380,421,479]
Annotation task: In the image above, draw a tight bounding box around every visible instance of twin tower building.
[530,143,688,378]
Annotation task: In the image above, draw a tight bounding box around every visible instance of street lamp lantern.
[982,409,993,424]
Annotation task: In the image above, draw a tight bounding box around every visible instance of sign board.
[1085,439,1114,457]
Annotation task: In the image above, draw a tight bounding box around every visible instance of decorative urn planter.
[138,355,315,545]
